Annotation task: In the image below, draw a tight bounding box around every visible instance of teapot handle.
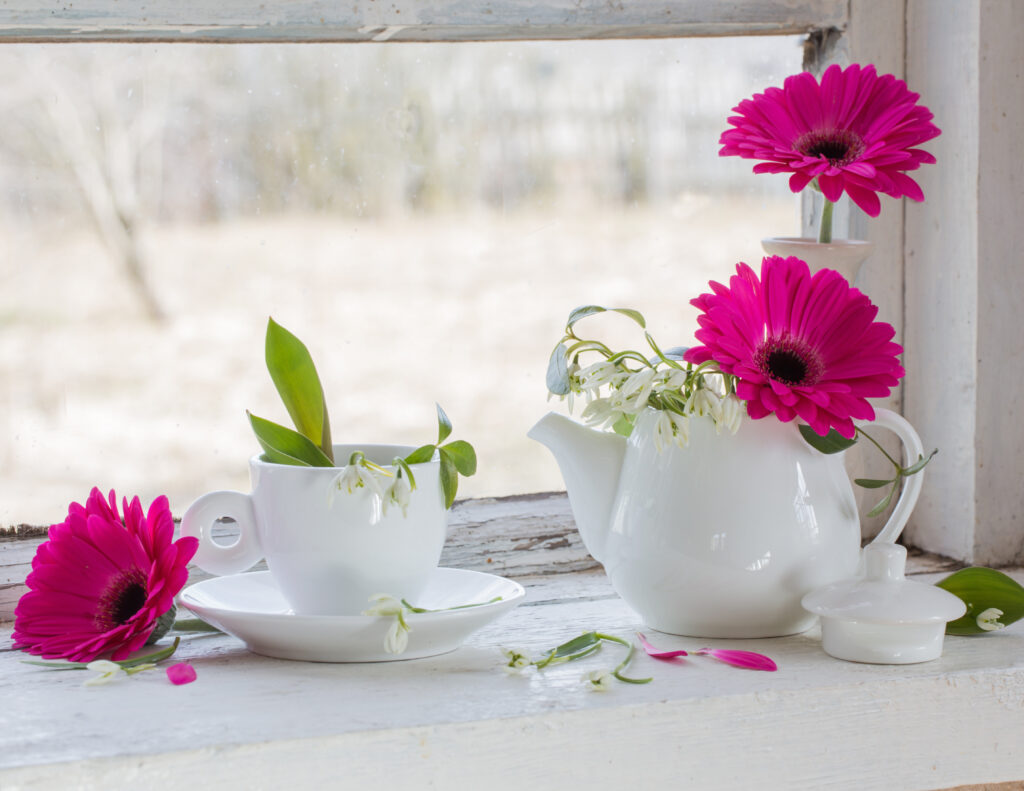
[856,407,925,545]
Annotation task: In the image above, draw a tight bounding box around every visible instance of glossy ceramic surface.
[802,543,966,664]
[530,407,924,638]
[181,444,447,616]
[180,568,525,662]
[761,236,874,284]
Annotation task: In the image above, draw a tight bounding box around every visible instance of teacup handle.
[180,491,264,576]
[855,407,925,545]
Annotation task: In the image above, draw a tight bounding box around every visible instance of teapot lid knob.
[863,542,907,582]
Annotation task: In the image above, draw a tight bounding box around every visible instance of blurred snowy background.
[0,37,801,525]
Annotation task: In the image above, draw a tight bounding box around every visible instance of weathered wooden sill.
[2,493,1022,791]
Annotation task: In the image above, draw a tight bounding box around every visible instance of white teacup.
[180,444,446,615]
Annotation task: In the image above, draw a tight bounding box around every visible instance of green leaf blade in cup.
[438,450,459,509]
[440,439,477,476]
[248,412,334,467]
[404,444,437,465]
[799,424,858,454]
[265,317,333,463]
[436,403,453,444]
[937,567,1024,635]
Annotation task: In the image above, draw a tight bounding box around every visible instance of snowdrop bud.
[652,411,674,453]
[669,412,691,448]
[976,607,1006,632]
[84,660,125,686]
[716,394,744,435]
[688,388,721,419]
[581,669,614,691]
[385,618,410,654]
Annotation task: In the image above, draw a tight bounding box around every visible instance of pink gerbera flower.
[13,488,198,662]
[720,63,940,217]
[684,256,904,438]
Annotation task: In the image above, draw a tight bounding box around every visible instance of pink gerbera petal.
[166,662,198,686]
[12,489,193,663]
[684,256,904,436]
[719,63,939,213]
[637,632,689,661]
[695,649,778,672]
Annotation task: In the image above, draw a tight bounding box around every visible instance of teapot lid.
[802,543,966,625]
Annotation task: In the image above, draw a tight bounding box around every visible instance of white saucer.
[179,567,525,663]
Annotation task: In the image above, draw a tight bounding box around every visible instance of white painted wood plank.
[2,570,1024,790]
[0,0,847,42]
[0,493,965,623]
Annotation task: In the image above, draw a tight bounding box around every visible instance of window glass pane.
[0,38,801,524]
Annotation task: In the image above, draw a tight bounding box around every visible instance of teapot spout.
[528,412,626,563]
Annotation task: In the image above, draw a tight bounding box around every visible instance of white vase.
[761,237,874,285]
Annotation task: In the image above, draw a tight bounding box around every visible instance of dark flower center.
[794,128,865,167]
[755,336,823,387]
[97,568,149,631]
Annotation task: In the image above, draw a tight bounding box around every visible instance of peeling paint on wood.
[0,1,848,42]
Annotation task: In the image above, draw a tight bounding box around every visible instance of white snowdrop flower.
[384,472,414,517]
[669,412,691,448]
[581,397,622,429]
[362,594,404,617]
[716,394,744,435]
[581,669,614,692]
[363,594,411,654]
[578,360,621,391]
[652,411,675,453]
[84,660,125,687]
[976,607,1006,632]
[384,617,410,654]
[620,368,657,410]
[329,461,386,514]
[687,388,721,419]
[660,369,688,391]
[500,647,534,675]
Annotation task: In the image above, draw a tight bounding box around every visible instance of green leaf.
[854,477,895,489]
[248,412,334,467]
[436,403,453,444]
[612,413,635,437]
[799,424,858,454]
[405,444,437,465]
[546,343,571,396]
[866,482,897,518]
[265,317,333,462]
[440,440,477,476]
[439,452,459,509]
[937,567,1024,635]
[566,305,646,333]
[902,449,939,476]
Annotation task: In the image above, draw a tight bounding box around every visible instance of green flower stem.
[22,636,182,670]
[818,199,835,244]
[856,426,901,470]
[595,632,653,684]
[400,595,503,614]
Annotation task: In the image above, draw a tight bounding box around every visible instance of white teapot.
[529,407,924,638]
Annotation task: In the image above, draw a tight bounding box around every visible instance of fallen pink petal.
[166,662,197,685]
[696,649,777,672]
[636,632,688,660]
